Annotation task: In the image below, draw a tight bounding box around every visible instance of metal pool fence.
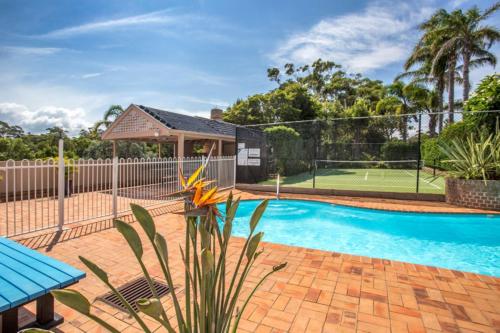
[235,110,498,195]
[0,142,236,237]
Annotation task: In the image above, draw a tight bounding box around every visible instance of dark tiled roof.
[137,105,236,137]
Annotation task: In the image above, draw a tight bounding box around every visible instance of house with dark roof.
[102,104,236,158]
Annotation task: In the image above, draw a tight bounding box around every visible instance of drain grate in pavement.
[98,277,170,312]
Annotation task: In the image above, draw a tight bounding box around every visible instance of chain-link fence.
[235,110,499,195]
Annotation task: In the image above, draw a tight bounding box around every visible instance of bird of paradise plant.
[30,152,286,333]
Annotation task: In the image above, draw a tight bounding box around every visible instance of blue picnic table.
[0,237,85,333]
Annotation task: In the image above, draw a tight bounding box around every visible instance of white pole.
[57,139,65,230]
[276,173,280,199]
[112,156,118,218]
[233,155,236,188]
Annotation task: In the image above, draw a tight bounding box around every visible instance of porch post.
[177,133,185,158]
[217,140,223,187]
[177,134,185,177]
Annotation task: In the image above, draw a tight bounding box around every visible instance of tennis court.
[261,167,445,194]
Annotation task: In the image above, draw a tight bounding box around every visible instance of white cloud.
[0,74,114,134]
[451,0,469,8]
[81,72,102,79]
[271,1,435,73]
[39,10,192,38]
[0,46,63,56]
[178,95,230,108]
[0,102,91,134]
[166,107,210,118]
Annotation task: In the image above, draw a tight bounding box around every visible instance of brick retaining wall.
[445,178,500,210]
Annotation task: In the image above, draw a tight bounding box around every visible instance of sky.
[0,0,498,135]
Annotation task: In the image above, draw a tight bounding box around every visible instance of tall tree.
[386,81,416,141]
[434,3,499,102]
[420,9,459,124]
[0,121,24,138]
[93,104,124,132]
[401,7,473,129]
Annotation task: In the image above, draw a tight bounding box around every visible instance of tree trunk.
[400,115,408,141]
[429,112,437,137]
[437,78,444,133]
[462,50,471,102]
[448,58,456,125]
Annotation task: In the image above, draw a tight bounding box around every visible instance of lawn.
[260,168,445,194]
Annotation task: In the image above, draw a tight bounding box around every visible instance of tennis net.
[314,159,424,170]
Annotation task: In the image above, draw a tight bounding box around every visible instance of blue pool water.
[218,199,500,276]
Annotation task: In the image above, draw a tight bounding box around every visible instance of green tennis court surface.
[260,168,444,194]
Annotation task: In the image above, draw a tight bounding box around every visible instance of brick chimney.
[210,108,223,121]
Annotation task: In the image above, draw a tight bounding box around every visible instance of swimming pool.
[218,199,500,276]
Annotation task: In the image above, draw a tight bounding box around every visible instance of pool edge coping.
[233,188,500,215]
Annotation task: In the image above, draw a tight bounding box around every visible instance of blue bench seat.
[0,237,85,332]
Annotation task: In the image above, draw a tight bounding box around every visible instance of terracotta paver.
[7,190,500,332]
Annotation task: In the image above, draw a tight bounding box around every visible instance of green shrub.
[381,140,418,162]
[440,121,473,143]
[464,74,500,134]
[421,138,446,169]
[440,130,500,181]
[264,125,307,175]
[0,137,34,160]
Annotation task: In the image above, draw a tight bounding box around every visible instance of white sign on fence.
[237,148,248,166]
[248,148,260,158]
[247,158,260,166]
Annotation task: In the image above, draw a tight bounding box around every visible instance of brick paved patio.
[9,190,500,332]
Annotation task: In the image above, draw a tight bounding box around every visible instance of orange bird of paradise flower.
[179,164,221,215]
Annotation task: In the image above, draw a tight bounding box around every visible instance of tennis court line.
[403,170,441,189]
[364,171,368,181]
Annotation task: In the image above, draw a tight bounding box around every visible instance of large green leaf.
[223,219,232,243]
[154,233,169,264]
[246,232,264,260]
[249,200,268,233]
[131,204,156,241]
[201,248,214,275]
[51,289,91,315]
[225,191,233,214]
[137,298,163,318]
[79,256,109,284]
[115,220,143,259]
[226,197,240,225]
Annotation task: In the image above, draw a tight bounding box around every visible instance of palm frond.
[104,105,124,122]
[479,1,500,20]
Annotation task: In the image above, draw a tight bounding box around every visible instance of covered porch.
[101,104,236,158]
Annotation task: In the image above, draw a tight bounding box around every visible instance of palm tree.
[398,34,448,132]
[433,3,499,102]
[418,9,460,124]
[405,84,440,137]
[423,89,440,137]
[386,81,415,141]
[93,105,124,132]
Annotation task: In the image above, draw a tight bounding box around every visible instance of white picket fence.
[0,152,236,237]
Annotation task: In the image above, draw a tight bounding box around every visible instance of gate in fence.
[0,140,236,237]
